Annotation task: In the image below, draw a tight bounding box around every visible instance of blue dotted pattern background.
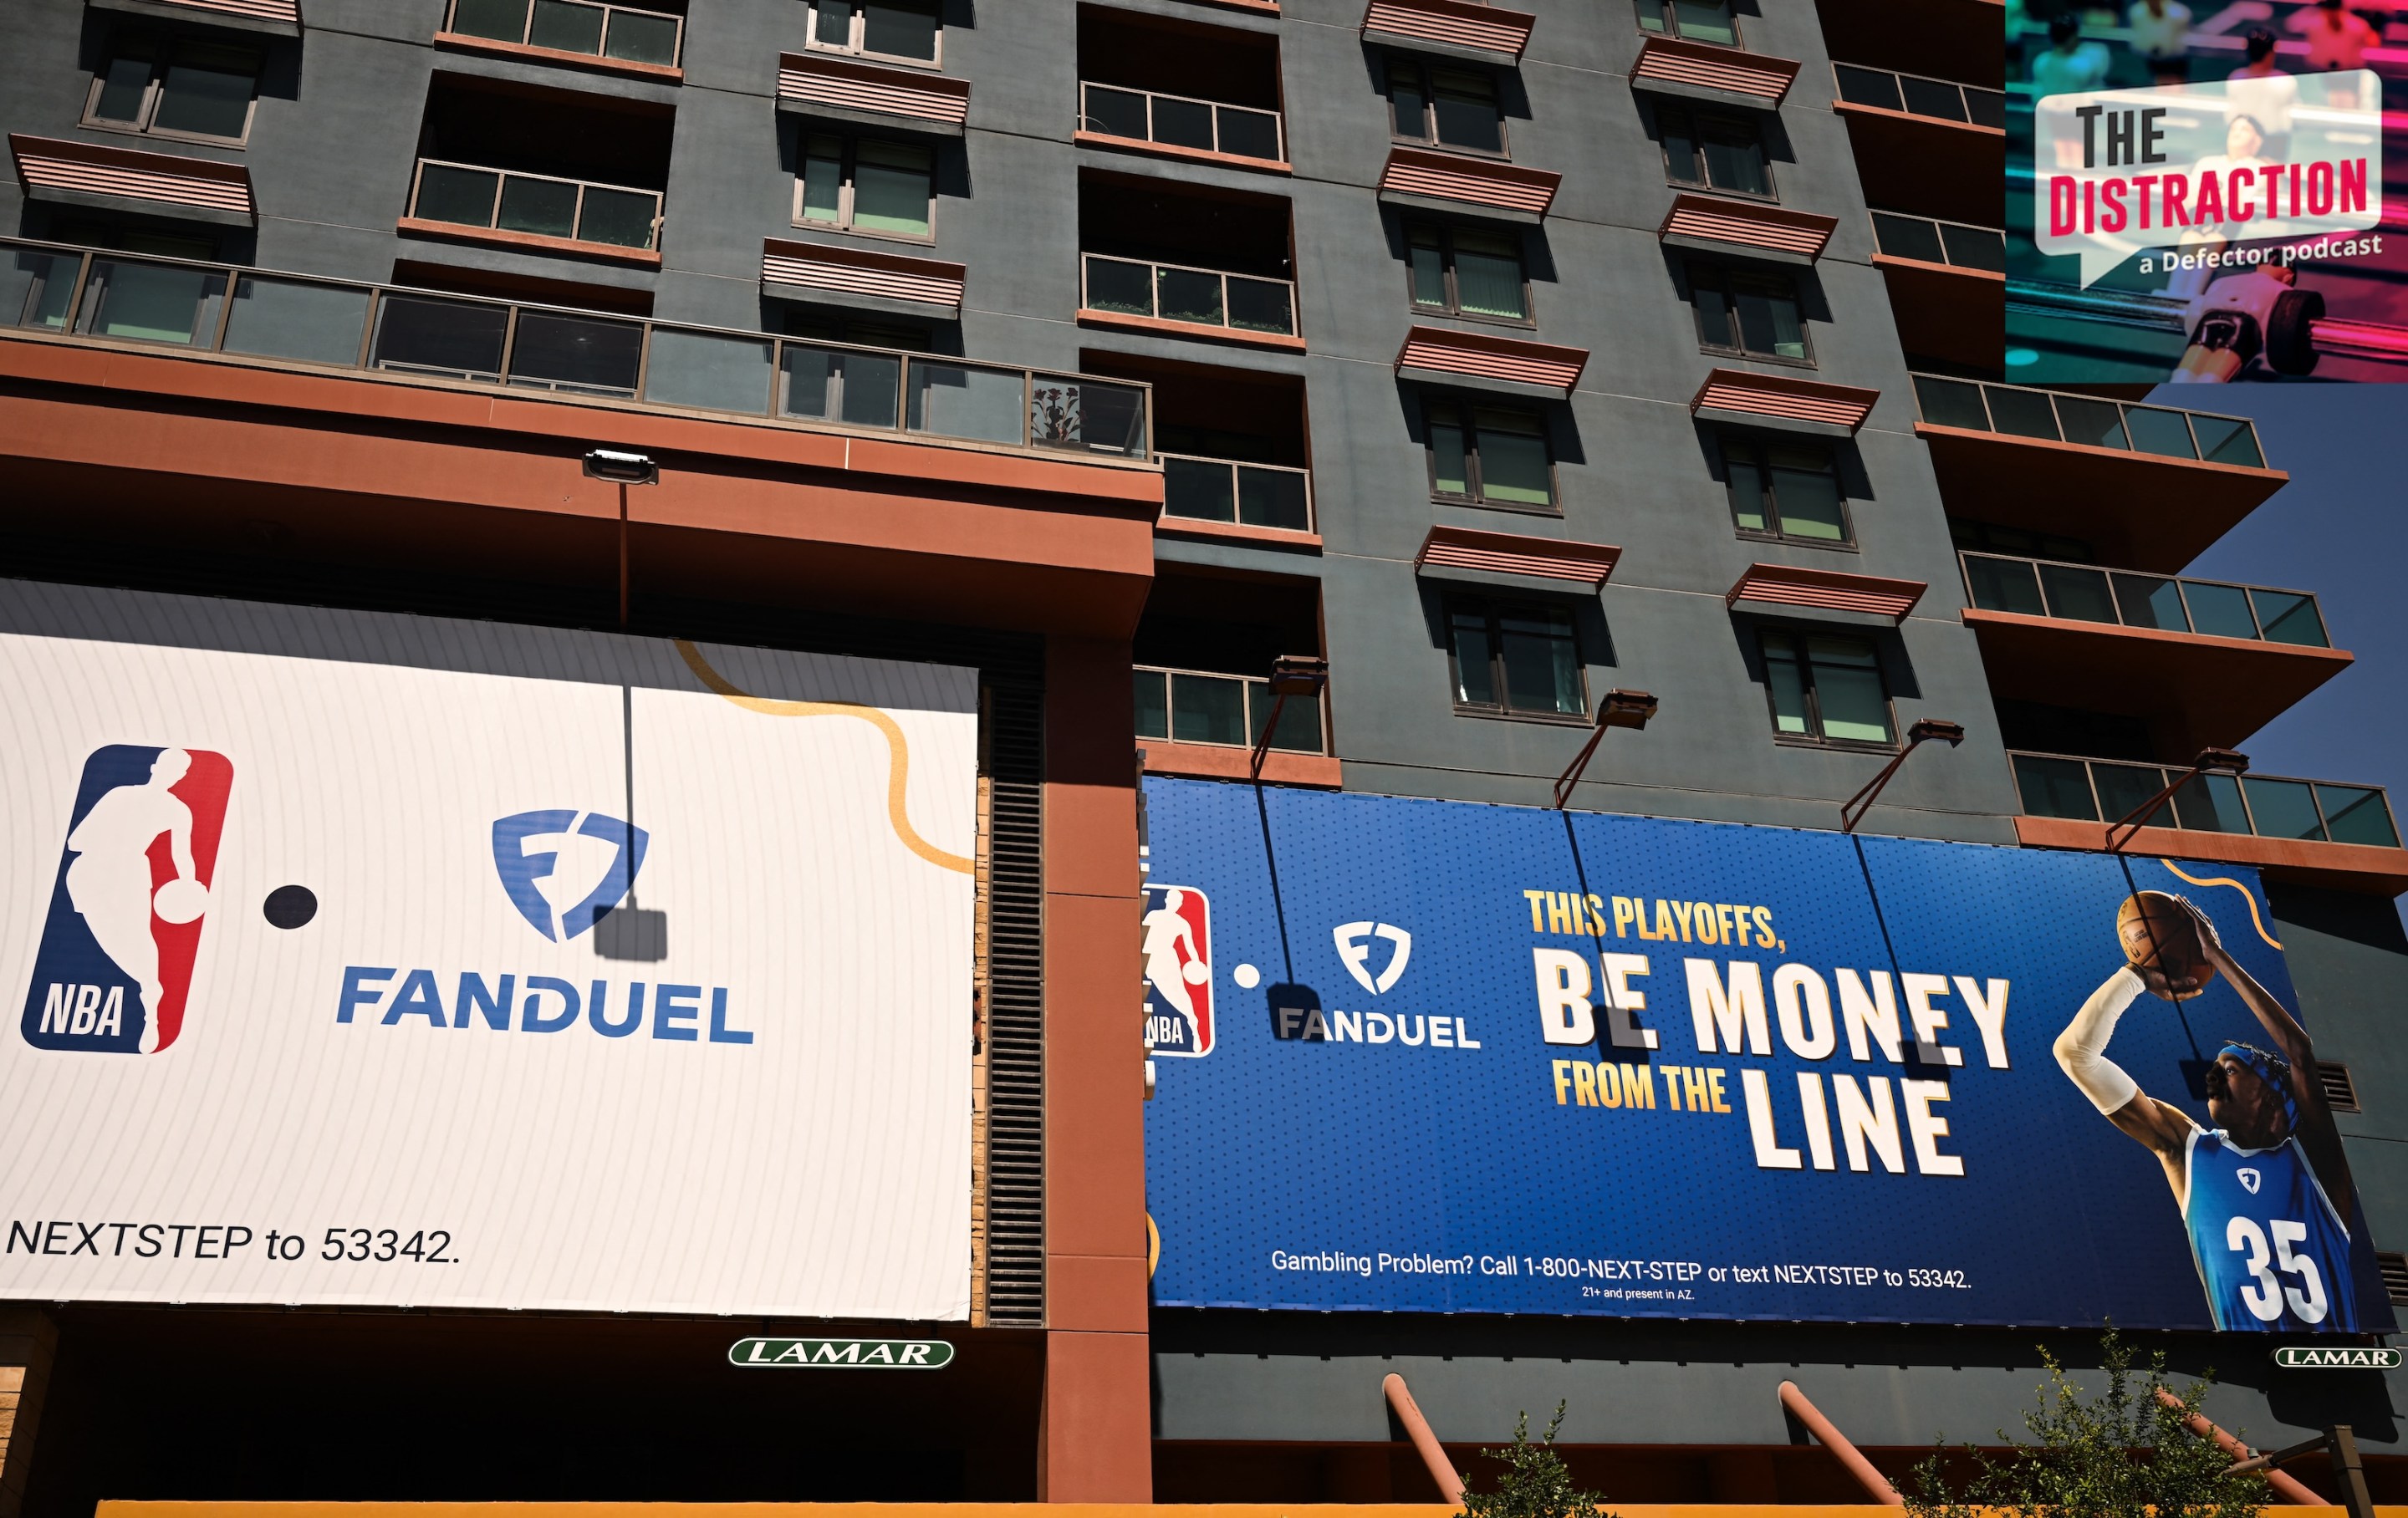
[1140,778,2399,1333]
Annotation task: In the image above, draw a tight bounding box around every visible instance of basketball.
[153,878,211,925]
[2118,890,2216,999]
[1181,960,1210,986]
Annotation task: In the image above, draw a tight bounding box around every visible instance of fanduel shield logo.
[21,745,233,1055]
[1334,921,1412,996]
[492,810,649,942]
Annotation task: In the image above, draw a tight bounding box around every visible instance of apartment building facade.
[0,0,2404,1510]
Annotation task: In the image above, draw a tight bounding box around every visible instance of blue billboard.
[1140,778,2394,1334]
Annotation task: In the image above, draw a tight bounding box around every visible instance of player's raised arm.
[2185,899,2357,1208]
[2054,965,2199,1162]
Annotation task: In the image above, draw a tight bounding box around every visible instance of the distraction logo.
[20,746,233,1054]
[491,810,649,941]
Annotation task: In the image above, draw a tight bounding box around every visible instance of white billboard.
[0,579,976,1320]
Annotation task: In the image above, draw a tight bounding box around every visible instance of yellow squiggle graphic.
[2161,859,2283,950]
[674,638,974,875]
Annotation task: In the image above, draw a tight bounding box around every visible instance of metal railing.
[1134,663,1327,754]
[445,0,683,67]
[1833,64,2005,127]
[1961,551,2329,647]
[1870,211,2005,273]
[0,237,1152,459]
[410,157,665,252]
[2010,750,2400,849]
[1080,252,1297,338]
[1078,81,1284,162]
[1911,374,2266,468]
[1161,452,1313,533]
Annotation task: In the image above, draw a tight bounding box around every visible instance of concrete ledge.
[1139,741,1341,789]
[2013,814,2408,896]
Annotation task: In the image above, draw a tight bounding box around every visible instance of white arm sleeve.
[2053,966,2144,1115]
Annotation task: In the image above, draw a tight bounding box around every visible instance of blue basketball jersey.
[2185,1128,2358,1332]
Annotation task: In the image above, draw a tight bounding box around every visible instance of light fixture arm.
[1553,690,1658,809]
[2104,747,2249,853]
[1839,718,1965,834]
[1248,655,1329,780]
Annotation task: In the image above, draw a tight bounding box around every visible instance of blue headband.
[2218,1042,2299,1132]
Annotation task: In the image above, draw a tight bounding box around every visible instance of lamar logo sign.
[2273,1347,2401,1370]
[728,1337,954,1369]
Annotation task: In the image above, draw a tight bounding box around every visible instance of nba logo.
[19,746,233,1055]
[1142,884,1213,1058]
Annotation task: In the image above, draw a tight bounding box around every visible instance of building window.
[1450,599,1585,720]
[1389,59,1505,156]
[1406,223,1529,323]
[1691,263,1809,362]
[1762,632,1895,748]
[1638,0,1739,44]
[1726,438,1849,545]
[806,0,941,65]
[1427,400,1553,510]
[1658,103,1772,197]
[795,135,935,239]
[84,36,260,145]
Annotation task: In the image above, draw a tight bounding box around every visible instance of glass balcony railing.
[1133,663,1327,754]
[1833,64,2005,128]
[2010,751,2400,849]
[445,0,684,66]
[1960,551,2330,647]
[1081,253,1297,338]
[1161,452,1312,533]
[410,158,664,251]
[1911,374,2266,468]
[1079,81,1284,163]
[0,237,1151,458]
[1871,211,2005,273]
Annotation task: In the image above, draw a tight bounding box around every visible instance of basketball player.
[64,747,205,1054]
[2053,896,2360,1329]
[1141,888,1207,1052]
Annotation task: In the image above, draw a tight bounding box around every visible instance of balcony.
[2009,751,2408,894]
[1959,550,2352,753]
[1078,82,1285,170]
[1135,664,1324,753]
[405,158,663,262]
[1075,6,1285,172]
[0,238,1150,458]
[1134,661,1335,785]
[438,0,685,78]
[406,74,675,264]
[1830,64,2003,226]
[1079,253,1299,349]
[1162,455,1312,535]
[1911,375,2287,571]
[1083,349,1314,548]
[0,238,1164,642]
[1870,211,2002,370]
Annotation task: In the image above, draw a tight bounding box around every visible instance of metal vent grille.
[2379,1251,2408,1305]
[979,672,1047,1327]
[2319,1061,2362,1113]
